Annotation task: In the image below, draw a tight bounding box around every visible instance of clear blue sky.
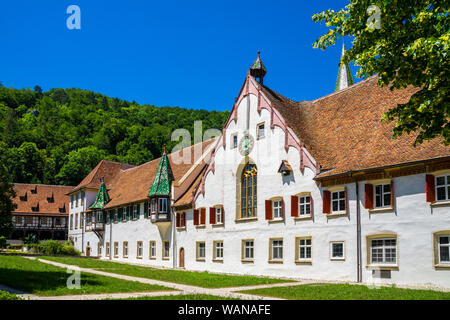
[0,0,356,111]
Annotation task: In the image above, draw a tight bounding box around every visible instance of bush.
[38,240,80,256]
[0,290,22,300]
[0,236,6,249]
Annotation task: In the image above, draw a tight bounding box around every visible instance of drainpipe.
[109,212,112,260]
[171,186,177,269]
[353,174,362,282]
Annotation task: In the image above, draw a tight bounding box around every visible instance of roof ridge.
[312,76,377,104]
[14,183,75,187]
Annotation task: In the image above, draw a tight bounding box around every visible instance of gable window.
[332,191,346,212]
[296,237,312,263]
[149,241,156,259]
[232,134,238,149]
[158,198,168,213]
[257,123,265,139]
[196,242,206,261]
[330,241,345,260]
[436,175,450,202]
[242,240,254,262]
[370,238,397,265]
[269,239,283,262]
[241,164,257,218]
[213,241,224,261]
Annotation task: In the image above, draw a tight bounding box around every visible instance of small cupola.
[250,51,267,84]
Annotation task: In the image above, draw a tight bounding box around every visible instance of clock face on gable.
[238,133,255,156]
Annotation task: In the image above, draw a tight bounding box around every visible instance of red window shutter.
[291,196,298,217]
[209,207,216,225]
[323,190,331,214]
[390,180,395,208]
[176,213,180,228]
[221,206,224,223]
[426,174,436,203]
[182,212,186,227]
[265,200,273,220]
[364,184,374,209]
[200,208,206,225]
[193,209,199,225]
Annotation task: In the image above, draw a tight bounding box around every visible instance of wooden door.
[179,248,185,268]
[86,246,91,257]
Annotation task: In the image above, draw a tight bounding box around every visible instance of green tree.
[0,143,16,238]
[313,1,449,145]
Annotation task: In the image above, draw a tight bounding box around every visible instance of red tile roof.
[13,184,74,216]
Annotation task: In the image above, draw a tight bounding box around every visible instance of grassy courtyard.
[0,255,172,296]
[239,283,450,300]
[40,256,290,288]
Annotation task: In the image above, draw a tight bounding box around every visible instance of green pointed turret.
[89,182,110,209]
[335,42,354,92]
[250,51,267,84]
[148,146,174,197]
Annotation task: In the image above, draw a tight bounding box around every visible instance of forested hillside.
[0,85,229,186]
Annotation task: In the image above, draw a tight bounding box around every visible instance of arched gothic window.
[241,163,257,218]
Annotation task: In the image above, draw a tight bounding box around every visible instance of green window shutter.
[127,206,131,221]
[106,211,110,223]
[137,204,141,217]
[144,202,148,218]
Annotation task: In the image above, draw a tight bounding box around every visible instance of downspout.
[109,212,112,260]
[352,173,362,283]
[171,185,177,269]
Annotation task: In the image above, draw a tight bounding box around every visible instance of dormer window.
[31,203,39,212]
[31,186,37,194]
[19,192,27,202]
[47,195,54,203]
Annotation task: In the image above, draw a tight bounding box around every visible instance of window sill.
[212,223,224,228]
[369,207,394,214]
[196,258,205,262]
[241,259,254,264]
[195,225,206,229]
[136,257,142,260]
[268,218,284,224]
[430,201,450,208]
[434,264,450,270]
[294,215,313,221]
[326,212,347,218]
[295,260,312,265]
[149,257,156,260]
[366,264,399,271]
[330,257,345,261]
[176,227,186,231]
[268,259,283,264]
[235,217,258,223]
[212,259,224,263]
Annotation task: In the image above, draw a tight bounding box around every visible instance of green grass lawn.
[0,256,172,296]
[239,283,450,300]
[41,256,290,288]
[112,294,238,300]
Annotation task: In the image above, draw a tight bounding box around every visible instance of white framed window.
[137,241,143,258]
[299,195,311,216]
[271,239,283,261]
[214,241,224,260]
[149,241,156,259]
[123,242,128,258]
[375,183,391,208]
[257,123,265,139]
[243,240,254,261]
[298,237,312,261]
[114,242,119,257]
[158,198,168,213]
[272,200,282,219]
[163,241,170,259]
[150,198,157,213]
[106,242,110,256]
[438,235,450,264]
[370,238,397,264]
[197,242,206,260]
[232,134,238,149]
[216,207,222,224]
[133,205,139,219]
[436,175,450,202]
[332,191,346,212]
[98,243,102,257]
[330,241,345,260]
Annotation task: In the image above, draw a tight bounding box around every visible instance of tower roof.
[89,182,110,209]
[335,42,354,92]
[250,51,267,83]
[147,146,174,197]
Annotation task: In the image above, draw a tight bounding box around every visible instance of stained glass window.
[241,164,257,218]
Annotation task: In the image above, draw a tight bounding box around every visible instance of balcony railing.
[85,222,105,232]
[150,212,171,223]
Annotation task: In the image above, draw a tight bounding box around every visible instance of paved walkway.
[8,257,305,300]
